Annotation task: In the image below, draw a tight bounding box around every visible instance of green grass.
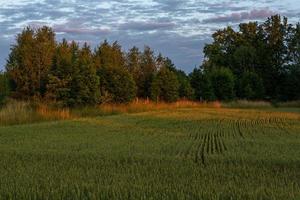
[0,108,300,199]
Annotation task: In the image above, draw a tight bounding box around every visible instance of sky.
[0,0,299,72]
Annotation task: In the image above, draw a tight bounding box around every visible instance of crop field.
[0,107,300,199]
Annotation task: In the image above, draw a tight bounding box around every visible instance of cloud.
[1,0,300,71]
[203,8,277,23]
[54,26,111,35]
[119,21,176,31]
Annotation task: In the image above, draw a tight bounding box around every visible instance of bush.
[210,68,235,101]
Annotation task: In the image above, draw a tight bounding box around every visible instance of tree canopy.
[1,15,300,106]
[191,15,300,101]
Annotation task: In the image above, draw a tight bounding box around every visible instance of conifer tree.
[6,26,56,99]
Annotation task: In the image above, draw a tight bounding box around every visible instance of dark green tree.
[189,68,215,101]
[46,39,74,105]
[47,41,99,106]
[151,67,179,102]
[202,15,299,100]
[6,26,56,99]
[163,57,194,99]
[126,46,141,86]
[210,68,235,101]
[138,46,157,98]
[69,43,100,106]
[280,65,300,101]
[237,71,264,100]
[98,66,136,103]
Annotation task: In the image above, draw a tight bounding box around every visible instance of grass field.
[0,107,300,199]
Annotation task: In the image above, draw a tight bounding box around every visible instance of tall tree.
[46,39,74,104]
[70,43,100,106]
[94,40,125,69]
[6,26,56,99]
[189,68,215,101]
[164,57,194,99]
[137,46,157,98]
[203,15,299,100]
[126,46,141,86]
[47,41,99,106]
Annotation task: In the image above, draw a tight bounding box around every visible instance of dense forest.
[0,15,299,106]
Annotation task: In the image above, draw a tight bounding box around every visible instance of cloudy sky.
[0,0,299,72]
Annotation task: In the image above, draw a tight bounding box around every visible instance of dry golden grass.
[0,100,34,125]
[97,99,221,114]
[0,100,71,126]
[1,99,222,126]
[1,99,299,126]
[37,105,71,120]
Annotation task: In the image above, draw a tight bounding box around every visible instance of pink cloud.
[204,8,277,23]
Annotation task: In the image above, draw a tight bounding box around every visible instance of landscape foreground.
[0,107,300,199]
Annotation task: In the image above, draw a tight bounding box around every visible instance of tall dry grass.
[98,100,221,114]
[6,99,299,126]
[1,99,221,126]
[0,100,34,126]
[71,100,222,117]
[0,100,71,126]
[37,105,70,120]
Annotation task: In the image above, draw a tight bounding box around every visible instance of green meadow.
[0,107,300,199]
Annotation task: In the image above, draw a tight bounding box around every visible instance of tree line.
[1,26,192,106]
[0,15,299,106]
